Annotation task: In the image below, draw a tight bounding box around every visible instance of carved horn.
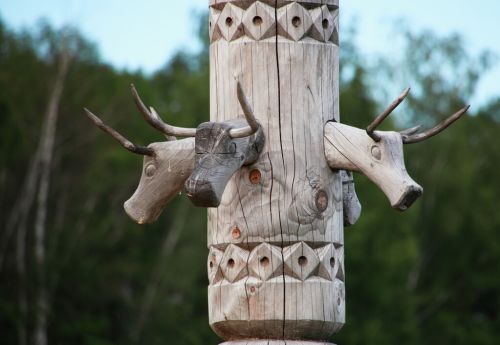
[367,87,411,142]
[130,84,197,138]
[402,105,470,144]
[229,82,260,139]
[84,108,154,156]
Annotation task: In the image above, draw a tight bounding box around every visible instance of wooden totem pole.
[85,0,469,344]
[206,0,344,343]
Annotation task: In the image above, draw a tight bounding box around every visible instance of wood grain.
[124,138,195,224]
[324,122,423,211]
[208,0,344,341]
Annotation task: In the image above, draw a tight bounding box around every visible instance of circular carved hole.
[250,286,256,293]
[249,169,262,185]
[253,16,263,26]
[315,190,329,213]
[298,256,308,266]
[231,227,241,240]
[322,19,329,29]
[209,261,214,269]
[292,16,302,28]
[337,297,342,306]
[228,258,235,268]
[330,257,335,268]
[225,17,233,27]
[260,256,270,267]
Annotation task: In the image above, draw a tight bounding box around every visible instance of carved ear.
[340,171,361,227]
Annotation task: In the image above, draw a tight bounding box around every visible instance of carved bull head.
[324,88,469,211]
[84,85,197,224]
[85,83,265,221]
[185,83,265,208]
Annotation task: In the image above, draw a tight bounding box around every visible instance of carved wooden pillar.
[207,1,342,343]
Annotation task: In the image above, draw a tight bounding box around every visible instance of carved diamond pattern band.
[208,242,345,284]
[209,2,339,44]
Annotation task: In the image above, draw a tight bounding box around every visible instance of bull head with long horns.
[324,88,469,211]
[84,82,264,223]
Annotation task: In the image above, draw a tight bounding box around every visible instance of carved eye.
[371,146,382,160]
[145,164,157,177]
[230,142,237,154]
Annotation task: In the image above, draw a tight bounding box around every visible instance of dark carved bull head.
[324,88,469,211]
[185,83,265,207]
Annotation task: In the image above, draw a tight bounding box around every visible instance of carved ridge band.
[208,241,344,284]
[209,2,339,44]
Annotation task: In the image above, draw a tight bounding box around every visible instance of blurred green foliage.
[0,12,499,345]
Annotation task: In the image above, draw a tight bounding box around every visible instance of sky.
[1,0,499,105]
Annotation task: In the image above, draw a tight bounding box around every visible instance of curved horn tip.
[84,108,101,123]
[401,87,411,99]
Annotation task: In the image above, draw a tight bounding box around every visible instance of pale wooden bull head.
[84,85,197,224]
[324,88,469,211]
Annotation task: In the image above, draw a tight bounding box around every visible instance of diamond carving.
[335,246,344,281]
[283,242,319,281]
[242,1,276,41]
[248,242,283,281]
[216,3,245,41]
[209,8,223,42]
[208,242,343,284]
[316,243,338,280]
[220,244,249,282]
[208,247,224,284]
[210,2,341,43]
[309,5,334,42]
[277,2,313,42]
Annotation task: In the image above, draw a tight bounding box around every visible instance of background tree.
[0,13,498,345]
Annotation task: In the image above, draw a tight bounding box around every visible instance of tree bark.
[33,51,71,345]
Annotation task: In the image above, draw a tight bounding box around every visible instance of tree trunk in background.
[14,154,41,345]
[33,51,71,345]
[131,203,189,343]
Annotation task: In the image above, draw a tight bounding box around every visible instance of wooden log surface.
[207,0,343,341]
[221,341,335,345]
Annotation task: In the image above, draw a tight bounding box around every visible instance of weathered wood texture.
[221,341,335,345]
[324,122,423,211]
[124,138,195,224]
[340,171,361,227]
[185,120,265,207]
[208,0,343,341]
